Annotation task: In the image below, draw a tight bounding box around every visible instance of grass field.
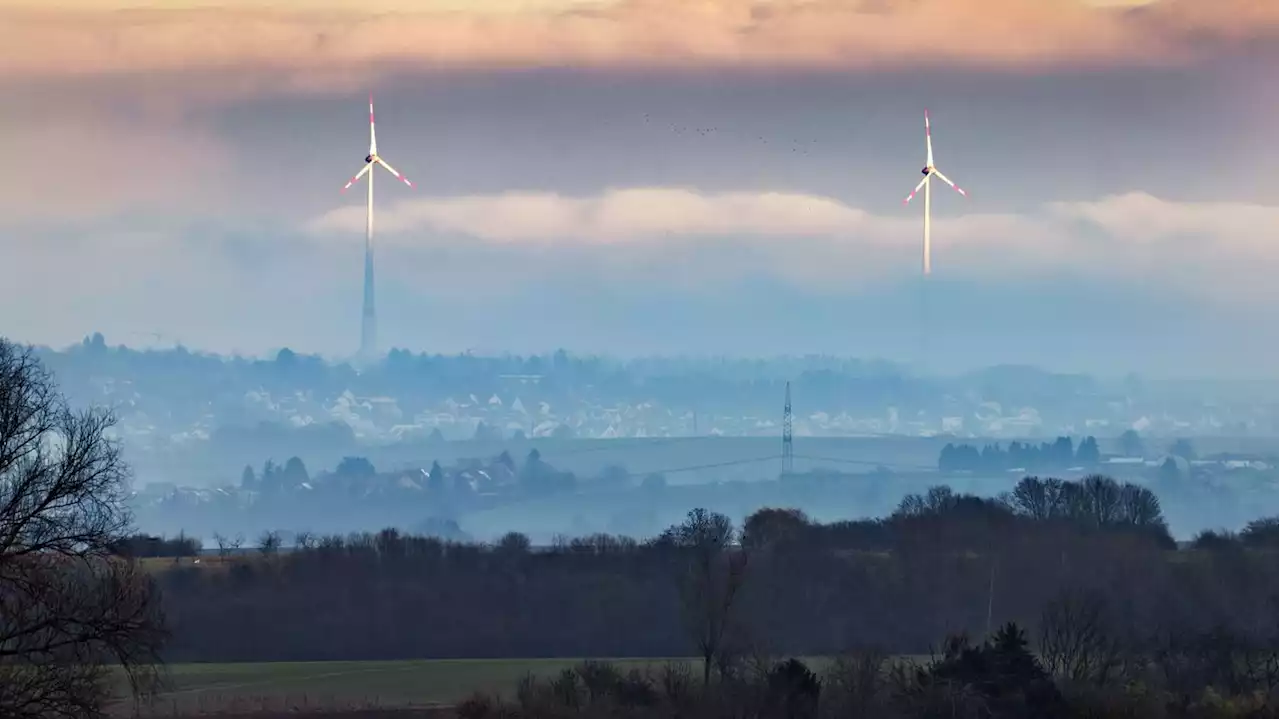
[118,658,684,716]
[117,655,938,716]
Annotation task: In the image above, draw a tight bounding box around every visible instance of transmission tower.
[782,381,794,476]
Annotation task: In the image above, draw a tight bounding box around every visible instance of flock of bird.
[642,113,820,155]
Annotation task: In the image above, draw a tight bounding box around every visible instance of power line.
[538,435,718,458]
[791,453,937,472]
[611,452,936,483]
[622,455,780,479]
[536,436,938,472]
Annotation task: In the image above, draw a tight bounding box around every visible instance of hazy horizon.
[26,333,1280,388]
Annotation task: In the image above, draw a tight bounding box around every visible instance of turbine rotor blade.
[376,158,415,189]
[924,109,934,167]
[369,92,378,156]
[903,174,929,205]
[932,169,967,197]
[341,162,373,193]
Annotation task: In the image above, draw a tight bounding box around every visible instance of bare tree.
[1008,476,1069,520]
[294,531,316,551]
[1037,588,1124,686]
[212,532,231,561]
[664,508,750,688]
[1075,475,1122,527]
[257,530,282,557]
[0,339,166,718]
[895,485,960,518]
[212,532,245,561]
[1117,482,1164,528]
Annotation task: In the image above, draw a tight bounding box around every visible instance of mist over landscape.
[1,1,1277,717]
[26,334,1277,545]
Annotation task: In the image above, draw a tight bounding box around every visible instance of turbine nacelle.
[366,153,378,163]
[903,110,969,277]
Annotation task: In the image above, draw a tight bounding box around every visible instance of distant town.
[44,335,1279,457]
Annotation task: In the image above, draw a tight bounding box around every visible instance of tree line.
[144,490,1276,717]
[938,436,1103,472]
[149,473,1276,665]
[939,434,1208,473]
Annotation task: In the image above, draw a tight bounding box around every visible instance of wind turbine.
[340,93,415,362]
[902,110,967,276]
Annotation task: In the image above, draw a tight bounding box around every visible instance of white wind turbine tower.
[902,110,967,276]
[340,93,416,362]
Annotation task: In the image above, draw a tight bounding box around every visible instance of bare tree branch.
[665,508,751,689]
[1037,587,1124,686]
[0,339,167,719]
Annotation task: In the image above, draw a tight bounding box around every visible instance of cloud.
[1,190,1273,376]
[1048,193,1277,253]
[307,187,930,294]
[311,188,875,242]
[306,187,1278,306]
[0,0,1273,102]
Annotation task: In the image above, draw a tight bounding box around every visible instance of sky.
[0,0,1276,378]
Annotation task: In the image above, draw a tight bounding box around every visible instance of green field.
[119,658,683,716]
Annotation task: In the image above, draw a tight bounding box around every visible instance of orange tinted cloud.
[0,0,1272,95]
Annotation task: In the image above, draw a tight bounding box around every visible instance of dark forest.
[134,476,1275,660]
